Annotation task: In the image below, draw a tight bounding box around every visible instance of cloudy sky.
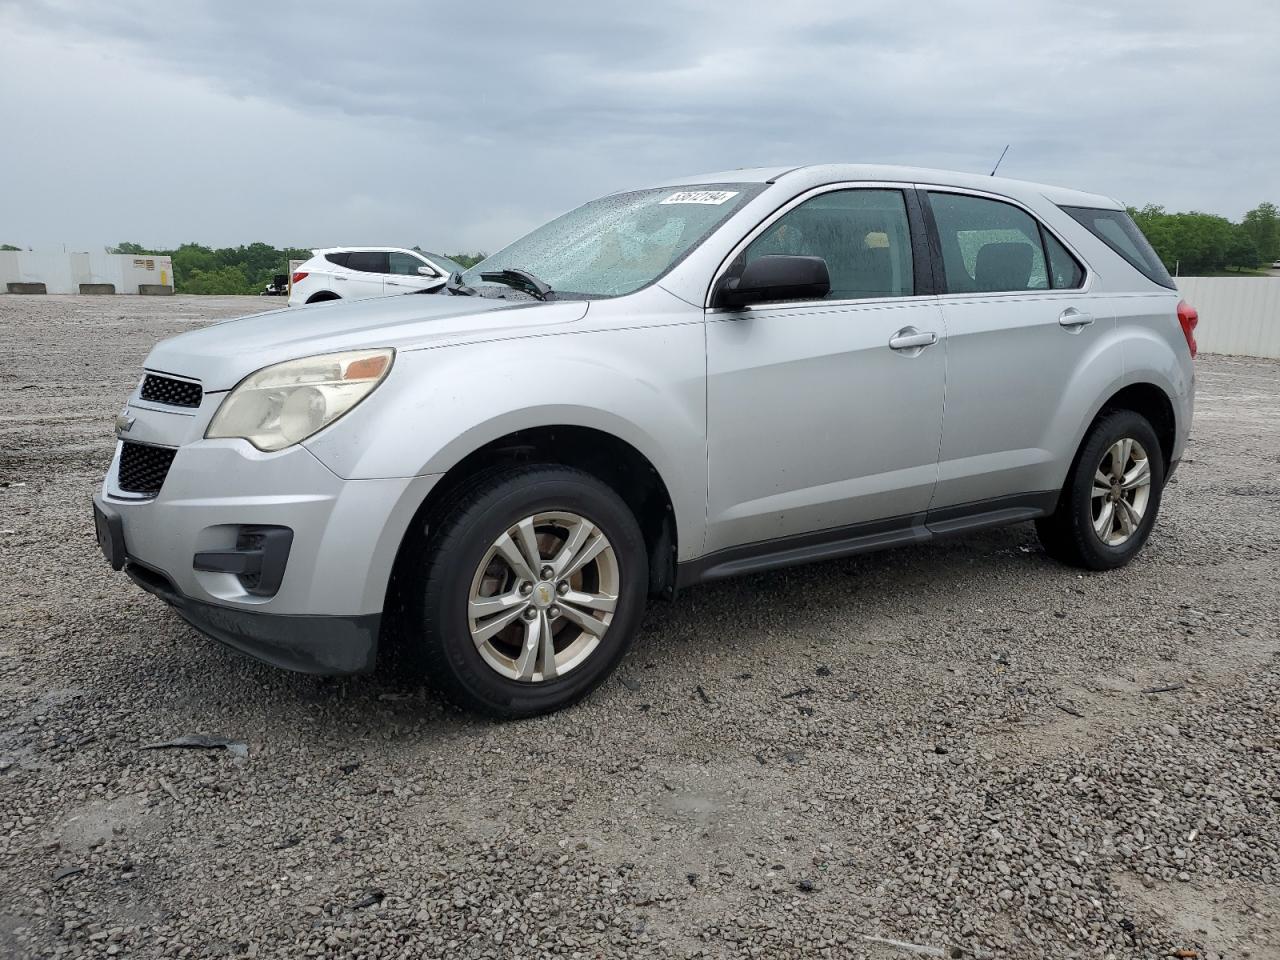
[2,0,1276,254]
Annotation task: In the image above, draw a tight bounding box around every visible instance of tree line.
[1130,202,1278,275]
[103,242,487,295]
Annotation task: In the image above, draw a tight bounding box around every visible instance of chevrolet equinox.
[94,165,1197,717]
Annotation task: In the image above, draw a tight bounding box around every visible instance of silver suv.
[94,165,1197,717]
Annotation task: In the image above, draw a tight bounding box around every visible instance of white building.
[0,251,174,294]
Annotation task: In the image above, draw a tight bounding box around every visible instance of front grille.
[140,373,202,408]
[117,441,177,496]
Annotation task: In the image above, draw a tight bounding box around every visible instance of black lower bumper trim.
[193,525,293,597]
[125,561,379,675]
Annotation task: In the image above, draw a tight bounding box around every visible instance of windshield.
[462,183,762,298]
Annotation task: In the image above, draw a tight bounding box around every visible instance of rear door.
[705,185,946,553]
[385,251,443,294]
[334,250,389,299]
[922,187,1119,511]
[313,252,348,294]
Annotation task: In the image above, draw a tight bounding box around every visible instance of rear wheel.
[403,466,647,717]
[1035,409,1165,570]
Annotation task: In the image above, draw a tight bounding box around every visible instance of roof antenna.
[989,144,1010,177]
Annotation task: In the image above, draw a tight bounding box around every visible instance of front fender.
[304,321,708,559]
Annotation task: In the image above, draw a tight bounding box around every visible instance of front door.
[385,251,442,294]
[705,186,946,554]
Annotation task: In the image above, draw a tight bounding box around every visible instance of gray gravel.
[2,294,1278,960]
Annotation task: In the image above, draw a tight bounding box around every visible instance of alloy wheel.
[1091,437,1152,546]
[466,512,619,682]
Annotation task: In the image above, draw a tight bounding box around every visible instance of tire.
[1035,409,1165,570]
[402,465,648,718]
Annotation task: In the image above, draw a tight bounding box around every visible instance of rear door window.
[324,252,350,267]
[928,192,1048,293]
[742,188,915,300]
[1060,206,1175,289]
[345,251,390,274]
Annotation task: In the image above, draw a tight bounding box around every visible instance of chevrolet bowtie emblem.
[115,413,135,435]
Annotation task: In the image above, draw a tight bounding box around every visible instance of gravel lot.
[1,295,1278,960]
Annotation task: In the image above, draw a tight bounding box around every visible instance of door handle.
[333,275,348,281]
[888,328,938,351]
[1058,308,1094,329]
[385,280,403,286]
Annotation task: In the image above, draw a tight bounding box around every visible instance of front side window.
[462,183,763,298]
[740,188,915,301]
[389,251,431,276]
[422,252,465,276]
[929,193,1048,293]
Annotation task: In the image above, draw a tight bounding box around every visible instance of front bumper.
[122,553,380,673]
[97,425,438,674]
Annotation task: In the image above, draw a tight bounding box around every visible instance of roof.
[639,163,1122,210]
[312,246,421,254]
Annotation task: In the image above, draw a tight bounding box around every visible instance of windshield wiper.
[478,268,555,301]
[442,270,476,296]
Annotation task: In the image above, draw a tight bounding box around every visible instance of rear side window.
[345,251,390,273]
[742,188,915,300]
[928,192,1048,293]
[1060,206,1175,289]
[324,252,350,267]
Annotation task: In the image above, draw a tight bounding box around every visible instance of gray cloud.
[1,0,1276,253]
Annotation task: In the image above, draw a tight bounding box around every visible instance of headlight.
[206,349,393,452]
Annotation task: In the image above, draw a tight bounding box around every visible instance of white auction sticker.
[659,190,739,205]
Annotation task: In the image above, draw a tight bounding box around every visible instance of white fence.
[1175,276,1280,360]
[0,251,173,294]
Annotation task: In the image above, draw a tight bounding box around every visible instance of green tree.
[1,243,21,251]
[1129,206,1241,274]
[108,241,148,255]
[182,265,252,295]
[1225,229,1261,271]
[169,243,217,290]
[1241,202,1279,262]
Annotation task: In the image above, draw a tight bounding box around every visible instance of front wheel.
[403,466,648,718]
[1035,409,1166,570]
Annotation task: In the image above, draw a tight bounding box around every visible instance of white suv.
[288,247,465,306]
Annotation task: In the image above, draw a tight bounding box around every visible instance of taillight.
[1177,300,1198,358]
[291,272,308,284]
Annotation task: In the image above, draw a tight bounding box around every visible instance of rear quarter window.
[1060,206,1175,289]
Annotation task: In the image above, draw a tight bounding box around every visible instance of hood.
[144,293,589,390]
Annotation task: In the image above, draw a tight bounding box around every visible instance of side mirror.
[417,265,436,276]
[715,255,830,309]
